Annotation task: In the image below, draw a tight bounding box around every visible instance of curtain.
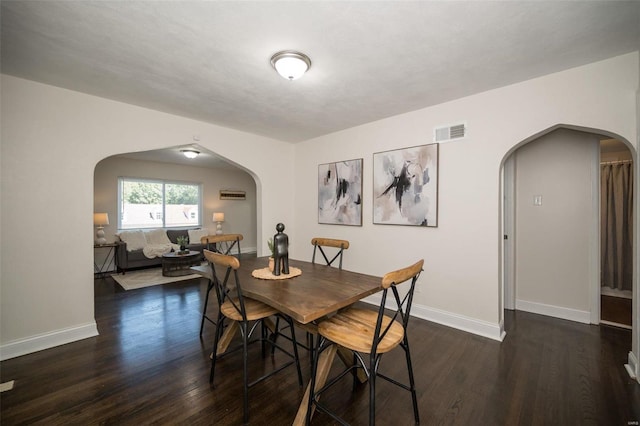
[601,162,634,291]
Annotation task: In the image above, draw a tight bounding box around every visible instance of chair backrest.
[311,237,349,269]
[201,234,243,256]
[203,249,248,321]
[373,259,424,353]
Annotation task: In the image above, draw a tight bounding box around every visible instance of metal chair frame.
[311,238,349,269]
[199,234,243,336]
[306,261,423,426]
[207,252,303,424]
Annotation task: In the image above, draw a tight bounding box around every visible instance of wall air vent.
[220,190,246,200]
[434,123,467,143]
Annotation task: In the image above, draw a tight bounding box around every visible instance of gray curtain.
[601,162,634,291]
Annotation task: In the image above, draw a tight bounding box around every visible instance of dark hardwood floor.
[601,294,633,327]
[1,273,639,425]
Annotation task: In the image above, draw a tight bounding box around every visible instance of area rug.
[111,266,205,291]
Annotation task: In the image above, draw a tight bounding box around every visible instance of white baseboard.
[0,322,99,361]
[361,295,505,342]
[516,299,591,324]
[626,351,639,382]
[241,247,257,255]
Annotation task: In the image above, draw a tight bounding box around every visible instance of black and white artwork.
[318,159,363,226]
[373,144,438,227]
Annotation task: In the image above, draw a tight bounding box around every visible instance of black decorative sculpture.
[273,223,289,276]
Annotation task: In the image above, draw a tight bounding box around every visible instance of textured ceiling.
[2,1,639,148]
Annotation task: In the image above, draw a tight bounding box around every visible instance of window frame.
[117,177,203,230]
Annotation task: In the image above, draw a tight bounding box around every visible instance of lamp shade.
[213,212,225,222]
[94,213,110,226]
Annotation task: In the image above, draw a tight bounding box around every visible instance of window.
[118,177,202,229]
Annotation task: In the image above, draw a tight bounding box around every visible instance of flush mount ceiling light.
[270,50,311,81]
[181,149,199,159]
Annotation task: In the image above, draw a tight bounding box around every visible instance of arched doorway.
[92,145,260,274]
[500,124,637,377]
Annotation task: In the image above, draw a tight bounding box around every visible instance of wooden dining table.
[192,255,383,425]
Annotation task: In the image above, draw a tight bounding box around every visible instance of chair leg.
[307,331,313,360]
[306,335,321,425]
[242,322,250,424]
[403,339,420,425]
[285,316,303,386]
[271,316,281,355]
[209,314,225,384]
[199,280,213,337]
[352,352,357,392]
[271,317,280,355]
[261,321,266,357]
[369,354,376,426]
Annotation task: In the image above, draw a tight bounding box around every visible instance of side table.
[94,243,119,278]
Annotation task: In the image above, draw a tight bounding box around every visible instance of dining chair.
[311,237,350,269]
[204,250,303,424]
[201,233,243,255]
[198,234,243,336]
[274,237,351,356]
[306,259,424,426]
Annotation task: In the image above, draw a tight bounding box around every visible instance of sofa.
[116,228,209,273]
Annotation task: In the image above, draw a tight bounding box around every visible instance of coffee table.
[161,250,201,277]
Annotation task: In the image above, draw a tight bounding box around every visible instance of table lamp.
[94,213,109,245]
[213,212,224,235]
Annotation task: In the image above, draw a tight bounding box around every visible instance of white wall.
[290,53,639,340]
[0,75,293,359]
[94,156,258,252]
[1,52,638,360]
[513,128,599,323]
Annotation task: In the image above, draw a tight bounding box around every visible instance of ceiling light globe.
[181,149,199,159]
[271,51,311,81]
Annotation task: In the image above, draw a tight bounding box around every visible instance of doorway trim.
[499,123,638,381]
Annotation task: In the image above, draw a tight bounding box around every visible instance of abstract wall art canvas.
[373,143,438,227]
[318,159,363,226]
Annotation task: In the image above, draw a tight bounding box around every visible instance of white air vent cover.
[434,123,467,143]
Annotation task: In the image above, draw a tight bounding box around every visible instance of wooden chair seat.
[318,309,404,354]
[307,259,424,425]
[221,298,279,321]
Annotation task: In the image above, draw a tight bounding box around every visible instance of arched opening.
[92,144,259,282]
[500,124,637,376]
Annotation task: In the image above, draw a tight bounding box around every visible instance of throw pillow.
[188,228,210,244]
[117,230,147,251]
[145,228,171,245]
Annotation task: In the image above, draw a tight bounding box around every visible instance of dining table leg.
[216,320,238,353]
[292,343,338,426]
